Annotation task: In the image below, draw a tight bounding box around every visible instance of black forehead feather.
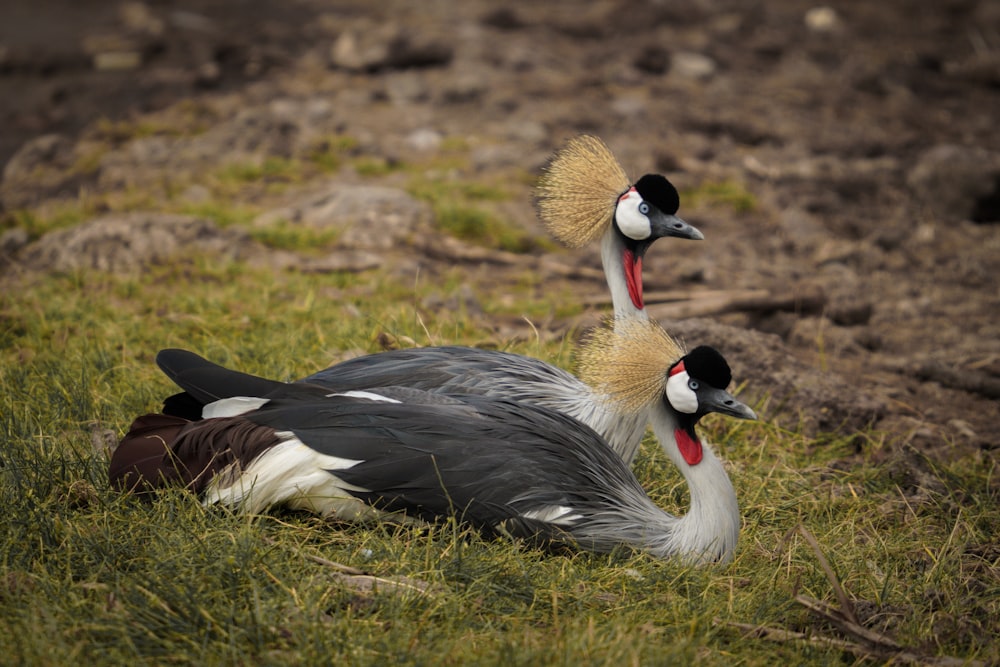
[683,345,732,389]
[633,174,680,215]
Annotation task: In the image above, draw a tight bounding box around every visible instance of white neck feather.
[601,228,649,323]
[645,406,740,564]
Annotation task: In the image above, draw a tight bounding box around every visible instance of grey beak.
[697,386,757,421]
[651,212,704,241]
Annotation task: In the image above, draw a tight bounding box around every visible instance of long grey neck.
[641,407,741,564]
[600,227,649,324]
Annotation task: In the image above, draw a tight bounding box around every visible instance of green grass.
[683,181,757,214]
[1,254,996,666]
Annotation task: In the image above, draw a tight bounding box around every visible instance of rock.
[383,72,430,104]
[405,129,443,152]
[254,184,433,250]
[480,7,525,30]
[119,2,165,35]
[1,228,30,255]
[788,316,862,357]
[671,51,717,80]
[330,23,452,72]
[804,7,841,33]
[633,46,670,75]
[0,228,30,269]
[663,317,885,435]
[1,134,78,209]
[17,213,255,274]
[827,298,873,326]
[440,71,489,105]
[906,144,1000,223]
[98,98,336,189]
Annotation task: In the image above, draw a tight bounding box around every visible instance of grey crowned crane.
[534,135,702,318]
[295,136,701,464]
[114,319,756,564]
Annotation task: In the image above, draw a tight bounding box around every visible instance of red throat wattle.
[674,428,703,466]
[623,249,644,310]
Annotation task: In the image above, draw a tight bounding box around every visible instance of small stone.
[671,51,717,80]
[633,46,670,75]
[907,144,1000,223]
[383,72,429,104]
[179,184,212,203]
[805,7,841,33]
[405,128,443,152]
[119,2,165,35]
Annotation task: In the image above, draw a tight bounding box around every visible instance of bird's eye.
[688,379,699,391]
[638,202,650,215]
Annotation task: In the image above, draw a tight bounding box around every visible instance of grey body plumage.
[112,358,745,563]
[300,346,649,463]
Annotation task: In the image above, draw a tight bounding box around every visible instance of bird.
[292,136,702,463]
[111,322,756,564]
[534,135,702,318]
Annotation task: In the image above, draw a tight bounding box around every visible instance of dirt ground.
[1,0,998,458]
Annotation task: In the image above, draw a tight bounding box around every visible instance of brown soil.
[2,0,998,457]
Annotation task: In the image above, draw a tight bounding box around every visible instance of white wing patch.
[202,396,269,419]
[520,505,584,525]
[203,435,370,517]
[325,390,401,404]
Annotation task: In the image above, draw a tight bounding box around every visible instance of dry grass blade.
[798,524,858,625]
[788,525,986,667]
[261,536,441,597]
[719,619,985,667]
[718,619,878,656]
[794,594,901,651]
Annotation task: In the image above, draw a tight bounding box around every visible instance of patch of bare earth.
[2,0,998,461]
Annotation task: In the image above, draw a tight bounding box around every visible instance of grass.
[1,252,997,666]
[683,181,757,214]
[0,129,995,664]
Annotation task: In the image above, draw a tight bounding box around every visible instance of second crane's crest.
[536,135,631,248]
[575,317,685,416]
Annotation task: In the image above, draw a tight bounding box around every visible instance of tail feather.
[155,349,290,415]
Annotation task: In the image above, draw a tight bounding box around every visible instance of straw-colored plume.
[576,317,685,415]
[535,135,630,248]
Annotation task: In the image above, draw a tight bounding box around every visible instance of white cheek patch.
[666,371,698,414]
[615,189,652,241]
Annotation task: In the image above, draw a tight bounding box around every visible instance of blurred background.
[1,0,998,455]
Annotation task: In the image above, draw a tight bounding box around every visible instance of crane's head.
[535,136,703,312]
[665,346,757,465]
[576,318,756,466]
[613,174,702,310]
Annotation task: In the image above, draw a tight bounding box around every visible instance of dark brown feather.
[110,413,283,496]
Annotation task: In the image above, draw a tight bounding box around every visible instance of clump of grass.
[685,180,757,213]
[406,174,547,254]
[174,200,260,228]
[435,205,540,254]
[214,157,305,185]
[248,219,342,253]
